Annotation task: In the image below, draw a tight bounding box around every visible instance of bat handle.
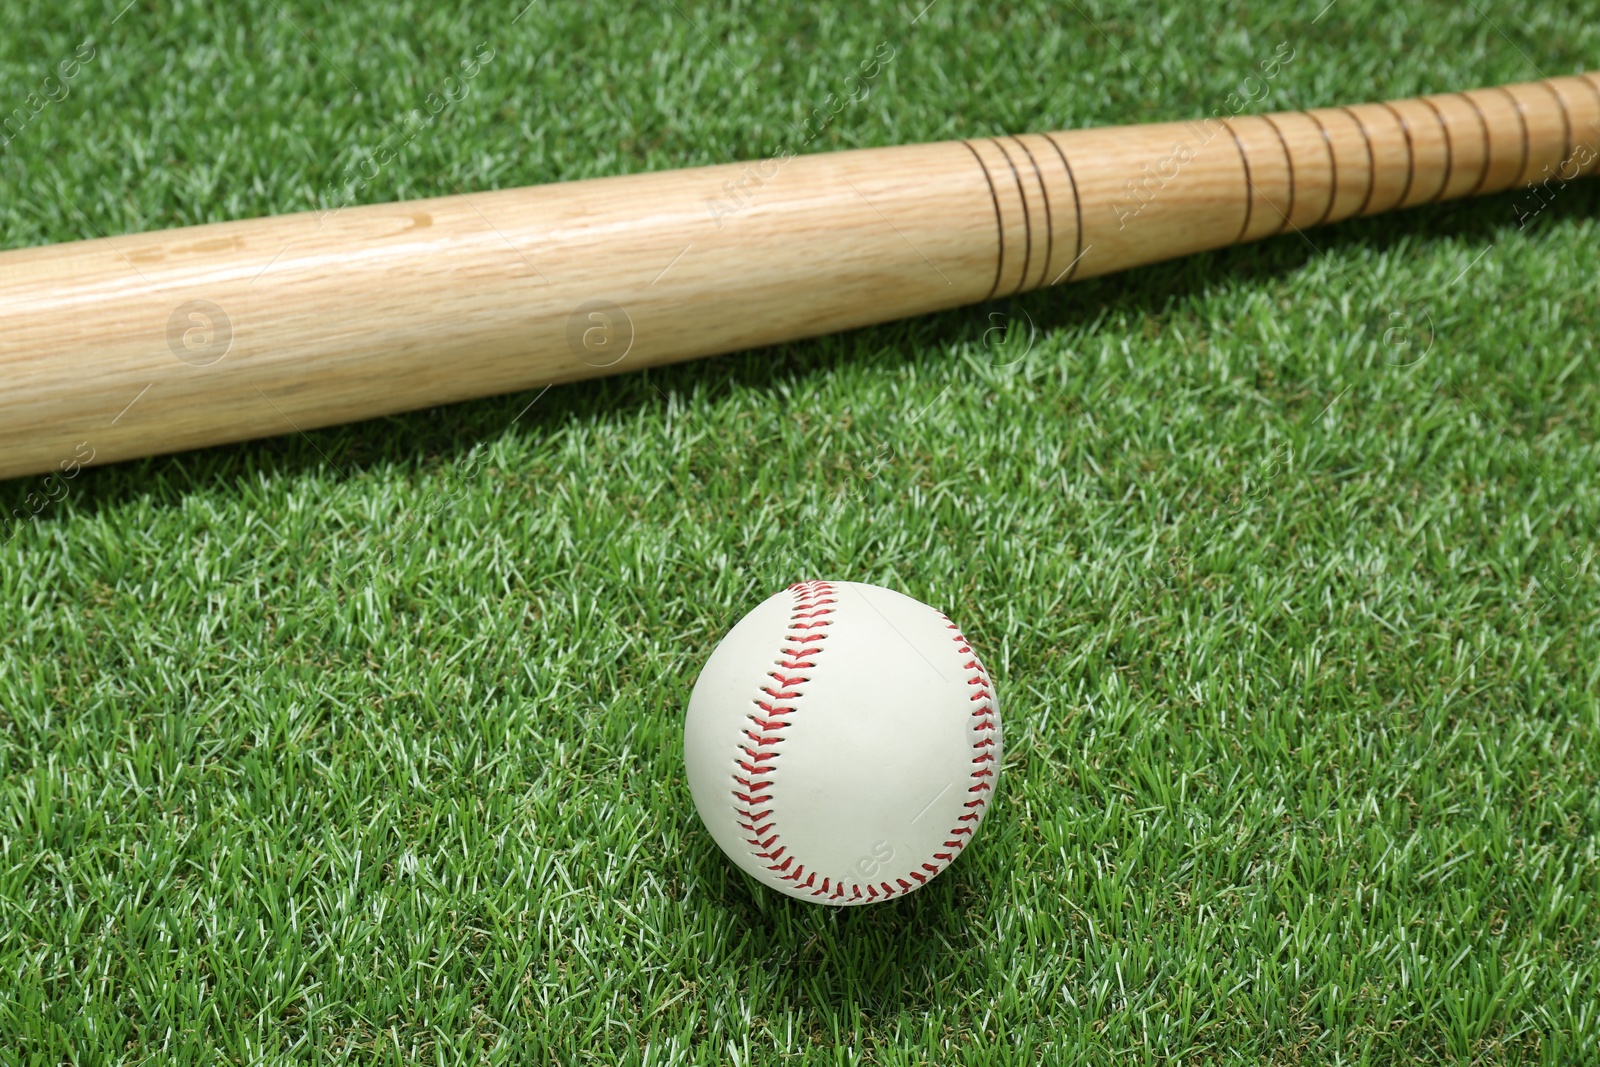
[960,72,1600,295]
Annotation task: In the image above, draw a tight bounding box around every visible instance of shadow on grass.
[680,826,996,1018]
[4,180,1595,521]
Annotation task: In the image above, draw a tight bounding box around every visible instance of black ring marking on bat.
[1261,114,1296,235]
[1459,92,1494,197]
[1418,97,1454,204]
[1534,80,1573,179]
[1040,133,1084,285]
[1340,106,1378,217]
[1007,135,1054,292]
[990,137,1034,297]
[1379,101,1416,210]
[1221,119,1255,244]
[1493,85,1531,188]
[961,140,1006,301]
[1307,111,1340,227]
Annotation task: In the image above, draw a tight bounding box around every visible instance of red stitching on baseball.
[732,585,997,903]
[734,582,852,891]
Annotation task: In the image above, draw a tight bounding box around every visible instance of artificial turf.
[3,0,1600,1062]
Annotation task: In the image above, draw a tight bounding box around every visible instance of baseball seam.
[731,582,998,903]
[939,611,1000,886]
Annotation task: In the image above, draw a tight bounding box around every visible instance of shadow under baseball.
[680,827,998,1019]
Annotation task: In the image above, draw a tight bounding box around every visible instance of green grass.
[3,0,1600,1062]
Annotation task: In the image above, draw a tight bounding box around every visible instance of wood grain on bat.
[2,73,1596,480]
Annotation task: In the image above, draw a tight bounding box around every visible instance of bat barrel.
[0,144,1003,480]
[1,73,1596,481]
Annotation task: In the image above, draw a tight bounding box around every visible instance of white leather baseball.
[684,580,1001,905]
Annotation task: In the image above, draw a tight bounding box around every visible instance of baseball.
[684,580,1001,905]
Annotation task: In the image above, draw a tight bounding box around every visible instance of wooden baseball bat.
[4,72,1597,481]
